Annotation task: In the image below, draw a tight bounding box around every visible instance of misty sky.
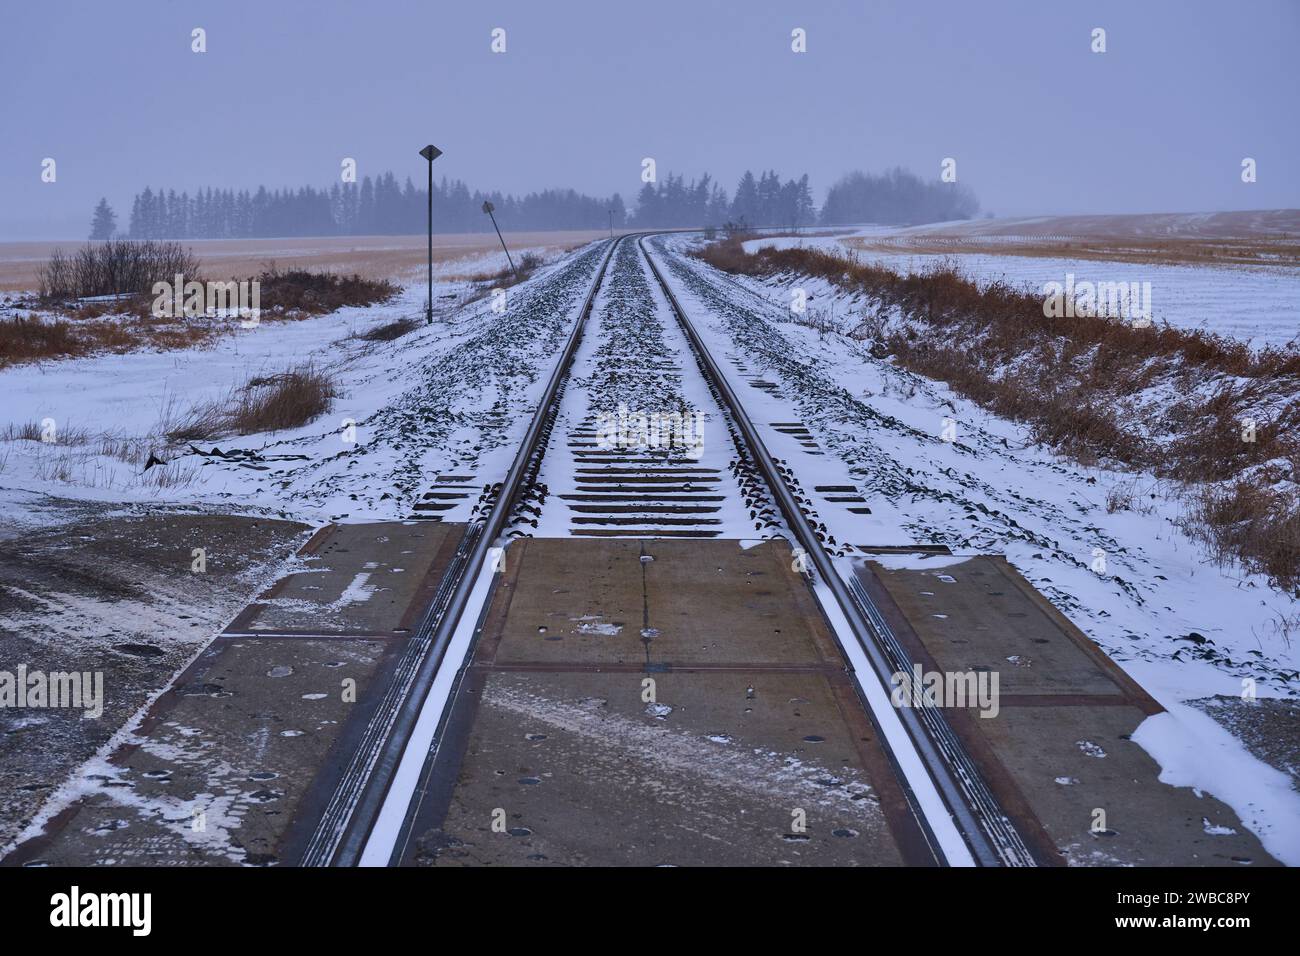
[2,0,1297,239]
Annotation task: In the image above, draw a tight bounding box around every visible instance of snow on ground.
[655,232,1300,862]
[0,242,607,526]
[744,233,1300,350]
[1134,702,1300,862]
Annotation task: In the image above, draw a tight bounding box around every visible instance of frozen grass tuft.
[1179,483,1300,594]
[230,365,336,434]
[164,363,337,441]
[357,315,420,341]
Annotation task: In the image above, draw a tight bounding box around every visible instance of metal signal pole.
[418,144,443,323]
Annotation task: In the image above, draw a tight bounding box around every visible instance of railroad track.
[303,232,1040,867]
[512,236,778,540]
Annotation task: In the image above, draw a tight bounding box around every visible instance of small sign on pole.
[482,200,518,280]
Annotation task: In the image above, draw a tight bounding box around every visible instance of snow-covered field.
[0,243,599,525]
[745,231,1300,350]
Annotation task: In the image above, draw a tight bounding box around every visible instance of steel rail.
[638,234,1038,867]
[300,236,622,866]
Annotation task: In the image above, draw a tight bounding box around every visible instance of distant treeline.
[821,167,980,225]
[629,171,817,229]
[632,167,976,229]
[90,167,977,239]
[107,175,627,240]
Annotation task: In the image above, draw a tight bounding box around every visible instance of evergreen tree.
[794,175,815,229]
[90,198,117,239]
[730,171,759,227]
[633,182,659,227]
[137,187,159,238]
[128,194,142,238]
[756,171,780,224]
[357,176,376,234]
[706,183,729,225]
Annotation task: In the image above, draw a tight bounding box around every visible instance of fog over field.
[1,0,1298,239]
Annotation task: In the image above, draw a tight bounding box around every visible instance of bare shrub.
[1105,479,1159,515]
[39,240,201,301]
[848,310,888,342]
[1105,481,1138,514]
[39,249,71,300]
[789,306,838,334]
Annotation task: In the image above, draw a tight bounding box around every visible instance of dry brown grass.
[231,366,336,433]
[0,419,205,490]
[1180,483,1300,590]
[697,236,1300,589]
[1,421,91,444]
[463,250,546,287]
[0,308,217,367]
[165,364,336,441]
[255,266,398,315]
[358,315,420,341]
[457,251,549,307]
[162,402,229,444]
[0,315,83,363]
[703,238,1300,379]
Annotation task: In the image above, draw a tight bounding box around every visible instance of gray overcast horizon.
[1,0,1297,240]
